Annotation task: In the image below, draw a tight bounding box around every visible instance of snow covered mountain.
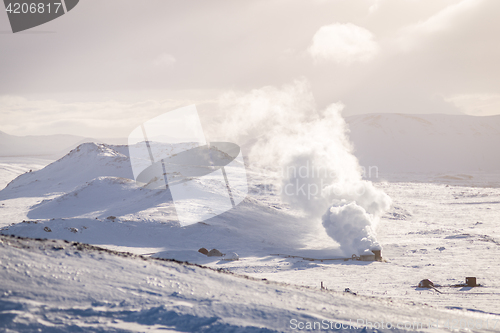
[0,142,133,199]
[346,114,500,173]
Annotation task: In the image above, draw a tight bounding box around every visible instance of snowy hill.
[27,176,177,222]
[0,142,338,257]
[346,114,500,174]
[0,143,133,199]
[4,235,497,333]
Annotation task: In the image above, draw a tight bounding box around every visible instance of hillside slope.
[2,235,498,333]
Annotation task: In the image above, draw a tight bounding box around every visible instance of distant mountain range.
[1,113,500,173]
[0,131,127,158]
[347,113,500,173]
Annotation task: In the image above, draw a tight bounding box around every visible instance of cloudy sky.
[0,0,499,138]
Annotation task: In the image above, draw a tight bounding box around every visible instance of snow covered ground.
[0,141,499,332]
[4,235,498,333]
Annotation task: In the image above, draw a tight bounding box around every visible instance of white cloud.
[444,93,500,116]
[308,23,379,65]
[410,0,480,33]
[397,0,483,50]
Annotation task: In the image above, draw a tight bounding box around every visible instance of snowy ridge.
[0,142,133,199]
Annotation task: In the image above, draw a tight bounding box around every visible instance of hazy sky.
[1,0,499,137]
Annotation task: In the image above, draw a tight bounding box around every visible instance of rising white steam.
[206,79,391,256]
[322,200,382,257]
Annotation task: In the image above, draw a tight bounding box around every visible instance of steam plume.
[206,79,391,256]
